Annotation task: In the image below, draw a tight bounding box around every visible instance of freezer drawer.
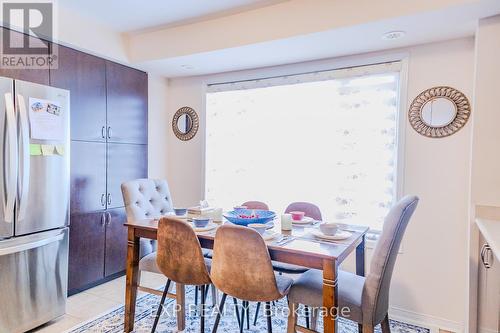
[0,228,68,333]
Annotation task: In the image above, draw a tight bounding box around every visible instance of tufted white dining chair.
[121,179,175,296]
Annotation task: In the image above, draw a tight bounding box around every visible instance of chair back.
[242,201,269,210]
[362,195,419,325]
[211,224,282,302]
[156,217,211,285]
[121,179,174,257]
[285,202,322,221]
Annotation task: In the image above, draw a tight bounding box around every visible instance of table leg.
[124,228,140,332]
[323,259,338,333]
[356,235,366,277]
[176,283,186,331]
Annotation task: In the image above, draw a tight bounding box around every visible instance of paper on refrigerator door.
[28,97,64,141]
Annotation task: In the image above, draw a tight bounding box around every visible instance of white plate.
[191,222,217,232]
[262,231,279,241]
[292,217,315,225]
[311,230,352,241]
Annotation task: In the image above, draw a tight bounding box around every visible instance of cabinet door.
[0,28,50,84]
[71,141,107,214]
[104,208,127,277]
[106,61,148,144]
[50,45,107,141]
[68,212,106,292]
[106,143,148,209]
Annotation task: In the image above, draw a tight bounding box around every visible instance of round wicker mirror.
[408,86,471,138]
[172,106,199,141]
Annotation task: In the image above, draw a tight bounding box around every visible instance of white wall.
[53,7,170,180]
[163,38,475,331]
[467,14,500,333]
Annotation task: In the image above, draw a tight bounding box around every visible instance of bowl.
[290,211,305,221]
[192,217,210,228]
[248,223,267,235]
[319,223,339,236]
[173,208,187,216]
[223,209,276,226]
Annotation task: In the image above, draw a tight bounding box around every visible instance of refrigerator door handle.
[16,94,30,222]
[3,93,17,223]
[0,232,64,256]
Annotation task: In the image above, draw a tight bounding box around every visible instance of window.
[205,62,403,231]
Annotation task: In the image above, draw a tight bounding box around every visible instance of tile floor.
[32,272,169,333]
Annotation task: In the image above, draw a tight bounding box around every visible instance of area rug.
[66,286,429,333]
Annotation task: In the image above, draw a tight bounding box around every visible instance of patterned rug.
[66,286,429,333]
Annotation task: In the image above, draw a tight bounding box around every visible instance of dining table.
[123,217,368,333]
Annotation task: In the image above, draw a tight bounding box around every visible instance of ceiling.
[60,0,287,32]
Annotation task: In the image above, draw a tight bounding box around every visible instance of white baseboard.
[389,306,464,333]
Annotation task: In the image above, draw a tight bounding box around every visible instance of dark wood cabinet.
[106,61,148,144]
[0,28,50,84]
[107,143,148,209]
[43,39,148,294]
[70,141,106,214]
[50,45,107,142]
[104,208,128,277]
[68,212,106,292]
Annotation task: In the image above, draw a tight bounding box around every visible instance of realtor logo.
[1,1,57,68]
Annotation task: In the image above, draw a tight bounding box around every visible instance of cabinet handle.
[100,213,106,228]
[107,126,112,139]
[106,212,111,226]
[100,193,106,207]
[480,244,492,269]
[101,126,106,139]
[107,193,112,206]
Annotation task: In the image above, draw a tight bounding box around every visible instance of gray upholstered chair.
[287,195,419,333]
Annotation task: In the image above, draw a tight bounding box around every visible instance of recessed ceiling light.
[382,31,406,40]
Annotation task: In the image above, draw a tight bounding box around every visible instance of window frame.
[201,53,409,244]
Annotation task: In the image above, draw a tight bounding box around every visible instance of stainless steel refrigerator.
[0,77,70,333]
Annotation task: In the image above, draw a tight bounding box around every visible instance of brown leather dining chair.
[152,217,213,333]
[242,201,270,210]
[286,195,419,333]
[210,224,293,333]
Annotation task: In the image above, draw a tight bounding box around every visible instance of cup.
[319,223,339,236]
[248,223,267,235]
[173,208,187,216]
[281,213,292,231]
[193,217,210,228]
[290,211,305,221]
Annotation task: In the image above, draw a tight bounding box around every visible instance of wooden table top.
[125,218,369,269]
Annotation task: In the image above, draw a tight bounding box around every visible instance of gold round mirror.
[172,106,199,141]
[409,86,471,138]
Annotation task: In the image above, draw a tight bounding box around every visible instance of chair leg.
[203,284,209,304]
[211,293,227,333]
[195,286,199,306]
[151,279,171,333]
[304,305,310,329]
[232,297,241,328]
[311,307,319,331]
[200,285,206,333]
[358,324,363,333]
[381,314,391,333]
[286,302,297,333]
[362,324,375,333]
[176,283,186,331]
[265,301,272,333]
[245,301,250,330]
[253,302,261,325]
[211,284,217,307]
